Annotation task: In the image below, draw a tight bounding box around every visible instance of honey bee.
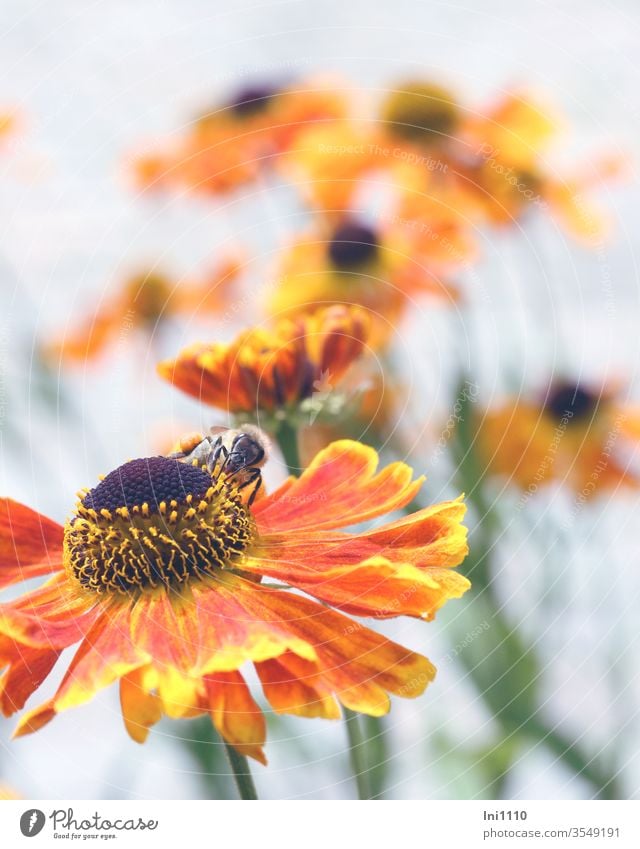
[169,424,270,505]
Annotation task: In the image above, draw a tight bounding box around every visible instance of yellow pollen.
[63,457,255,596]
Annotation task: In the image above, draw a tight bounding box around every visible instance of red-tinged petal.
[256,652,341,719]
[51,603,146,713]
[0,500,63,588]
[120,668,163,743]
[0,636,61,716]
[251,554,469,620]
[254,440,423,532]
[360,497,468,567]
[204,670,267,764]
[130,591,201,674]
[222,578,436,715]
[0,576,99,649]
[190,577,317,673]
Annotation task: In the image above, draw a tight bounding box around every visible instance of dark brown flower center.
[545,384,598,422]
[382,83,459,142]
[65,457,254,596]
[328,223,379,269]
[228,85,278,117]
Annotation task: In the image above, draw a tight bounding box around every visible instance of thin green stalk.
[222,739,258,800]
[449,375,622,799]
[343,708,372,800]
[276,418,302,475]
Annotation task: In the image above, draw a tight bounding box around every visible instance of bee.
[168,424,270,505]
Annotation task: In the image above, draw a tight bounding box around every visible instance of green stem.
[274,421,383,800]
[222,739,258,800]
[449,376,622,799]
[276,418,302,473]
[344,708,372,800]
[527,720,622,800]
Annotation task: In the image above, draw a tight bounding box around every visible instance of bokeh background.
[1,0,640,800]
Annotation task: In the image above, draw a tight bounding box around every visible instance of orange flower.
[158,304,371,414]
[47,258,241,365]
[268,218,457,343]
[0,440,469,762]
[458,91,623,239]
[476,381,640,497]
[133,79,347,197]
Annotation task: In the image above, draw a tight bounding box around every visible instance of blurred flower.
[133,78,347,197]
[46,257,241,366]
[476,381,640,497]
[157,304,371,418]
[380,81,462,146]
[458,91,624,239]
[0,440,469,763]
[269,217,457,343]
[286,83,622,245]
[283,121,385,214]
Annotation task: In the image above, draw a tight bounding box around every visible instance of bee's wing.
[208,425,231,438]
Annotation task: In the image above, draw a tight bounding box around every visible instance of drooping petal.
[223,577,436,716]
[204,670,267,764]
[18,603,147,736]
[256,652,341,719]
[254,440,423,532]
[0,500,64,589]
[119,668,163,743]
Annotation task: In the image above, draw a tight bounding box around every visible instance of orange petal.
[130,591,201,674]
[51,603,145,713]
[0,500,63,589]
[256,652,341,719]
[190,578,317,674]
[226,578,436,715]
[120,668,163,743]
[360,497,469,567]
[13,699,56,737]
[204,670,267,764]
[248,550,469,620]
[0,574,98,648]
[0,636,60,716]
[254,440,423,532]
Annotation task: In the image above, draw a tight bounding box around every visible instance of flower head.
[0,440,469,763]
[380,81,461,144]
[458,91,623,239]
[133,79,346,198]
[157,304,371,416]
[476,380,640,497]
[47,259,241,365]
[268,218,457,342]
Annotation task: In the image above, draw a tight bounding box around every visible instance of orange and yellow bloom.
[476,381,640,497]
[158,304,371,414]
[0,440,469,763]
[268,218,457,342]
[133,79,347,198]
[47,258,241,365]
